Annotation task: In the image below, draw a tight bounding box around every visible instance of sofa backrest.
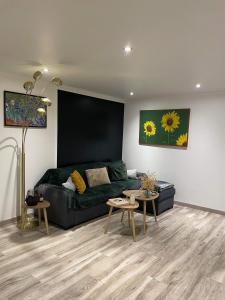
[35,160,127,187]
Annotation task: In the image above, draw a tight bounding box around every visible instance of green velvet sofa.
[35,161,140,229]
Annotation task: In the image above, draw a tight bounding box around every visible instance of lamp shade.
[51,77,63,87]
[33,71,42,81]
[23,81,34,92]
[42,98,52,106]
[37,107,46,114]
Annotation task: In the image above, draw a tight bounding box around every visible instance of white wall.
[0,71,123,222]
[123,93,225,212]
[0,72,58,222]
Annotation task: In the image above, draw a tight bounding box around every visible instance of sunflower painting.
[144,121,156,136]
[161,111,180,133]
[139,109,190,148]
[176,133,188,147]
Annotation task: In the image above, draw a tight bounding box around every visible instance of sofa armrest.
[35,184,78,209]
[35,184,79,228]
[136,172,147,178]
[155,181,174,192]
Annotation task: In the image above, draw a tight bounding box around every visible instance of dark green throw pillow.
[107,161,128,181]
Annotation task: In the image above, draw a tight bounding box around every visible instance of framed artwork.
[4,91,47,128]
[139,109,190,148]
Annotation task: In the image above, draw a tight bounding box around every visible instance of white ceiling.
[0,0,225,100]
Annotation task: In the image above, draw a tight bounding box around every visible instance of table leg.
[143,201,147,234]
[43,208,49,235]
[21,206,27,230]
[38,208,41,226]
[121,210,125,223]
[128,210,131,227]
[104,206,113,233]
[130,210,136,242]
[152,199,157,222]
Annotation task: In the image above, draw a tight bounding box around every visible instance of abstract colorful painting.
[4,91,47,128]
[139,109,190,148]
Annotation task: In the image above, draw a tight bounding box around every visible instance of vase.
[130,194,135,204]
[145,190,152,198]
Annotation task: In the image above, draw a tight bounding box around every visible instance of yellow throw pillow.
[71,170,86,194]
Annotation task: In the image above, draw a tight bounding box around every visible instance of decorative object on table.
[4,91,47,127]
[139,109,190,148]
[140,172,156,197]
[25,195,39,206]
[39,194,44,202]
[130,194,136,205]
[25,189,38,206]
[15,70,63,231]
[108,198,129,206]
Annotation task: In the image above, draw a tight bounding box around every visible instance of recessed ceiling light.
[196,83,201,88]
[43,68,49,73]
[130,92,134,96]
[124,45,132,54]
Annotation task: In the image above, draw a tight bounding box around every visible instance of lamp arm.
[23,87,33,125]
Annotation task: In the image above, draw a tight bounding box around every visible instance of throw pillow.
[107,161,128,181]
[62,176,76,191]
[71,170,86,194]
[127,169,137,179]
[85,167,111,188]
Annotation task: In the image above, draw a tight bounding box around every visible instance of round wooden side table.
[26,200,50,234]
[105,200,139,242]
[123,190,159,234]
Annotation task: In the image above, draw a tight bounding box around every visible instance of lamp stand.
[16,70,62,231]
[17,127,38,230]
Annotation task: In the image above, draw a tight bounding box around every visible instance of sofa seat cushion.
[114,179,141,190]
[76,183,120,208]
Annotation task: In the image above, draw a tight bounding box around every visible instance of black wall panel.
[57,90,124,167]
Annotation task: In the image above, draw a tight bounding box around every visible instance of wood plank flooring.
[1,205,225,299]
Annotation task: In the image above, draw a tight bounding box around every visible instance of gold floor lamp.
[17,71,62,231]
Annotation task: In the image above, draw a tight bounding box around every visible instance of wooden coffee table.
[104,200,139,242]
[123,190,159,234]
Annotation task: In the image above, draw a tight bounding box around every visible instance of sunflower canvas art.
[139,109,190,148]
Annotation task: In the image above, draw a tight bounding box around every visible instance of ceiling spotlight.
[124,45,132,54]
[130,92,134,96]
[196,83,201,88]
[43,68,49,73]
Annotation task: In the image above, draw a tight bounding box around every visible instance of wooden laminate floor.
[1,205,225,300]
